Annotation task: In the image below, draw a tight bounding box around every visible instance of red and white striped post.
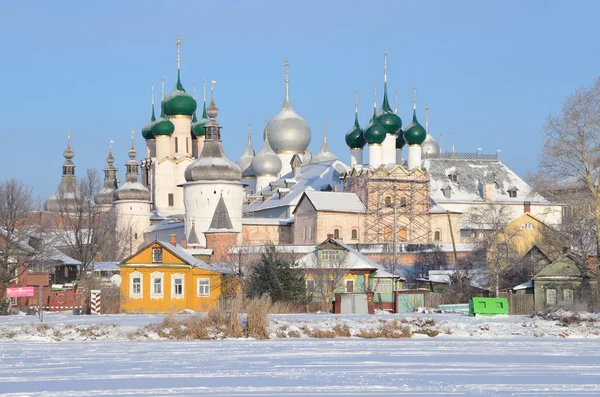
[90,290,101,315]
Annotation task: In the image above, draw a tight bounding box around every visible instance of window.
[546,289,557,306]
[168,193,174,207]
[399,228,407,241]
[186,138,189,153]
[508,188,518,198]
[345,279,354,293]
[384,196,392,208]
[303,226,307,240]
[175,137,179,152]
[306,279,315,293]
[152,248,163,263]
[499,243,508,259]
[448,173,458,182]
[10,296,17,306]
[64,266,69,278]
[351,229,358,240]
[564,289,574,303]
[150,272,163,299]
[442,187,452,199]
[521,222,535,230]
[333,228,340,239]
[374,279,392,293]
[321,249,340,262]
[434,230,441,241]
[384,226,393,242]
[308,226,312,240]
[171,274,184,299]
[197,278,210,297]
[400,197,407,208]
[130,271,143,299]
[460,229,474,238]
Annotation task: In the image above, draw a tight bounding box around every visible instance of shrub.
[246,294,271,339]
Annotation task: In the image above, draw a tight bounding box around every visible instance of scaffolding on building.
[344,166,432,247]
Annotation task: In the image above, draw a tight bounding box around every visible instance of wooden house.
[118,240,233,313]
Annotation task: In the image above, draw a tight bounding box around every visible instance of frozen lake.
[1,338,600,396]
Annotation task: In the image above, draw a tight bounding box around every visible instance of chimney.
[482,182,495,202]
[524,201,531,213]
[181,238,187,249]
[327,233,333,238]
[169,234,177,247]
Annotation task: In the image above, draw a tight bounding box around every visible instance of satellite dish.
[110,274,122,287]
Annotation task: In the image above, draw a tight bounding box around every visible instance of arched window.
[334,228,340,239]
[384,196,392,208]
[400,197,407,208]
[434,230,441,241]
[351,229,358,240]
[399,228,407,241]
[521,222,535,230]
[384,226,393,242]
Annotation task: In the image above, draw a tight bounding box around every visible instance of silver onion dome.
[263,59,311,154]
[236,129,256,178]
[310,123,337,164]
[252,130,282,176]
[422,133,440,157]
[115,132,150,201]
[94,142,119,205]
[184,87,242,182]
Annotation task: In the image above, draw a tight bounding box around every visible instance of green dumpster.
[469,297,509,316]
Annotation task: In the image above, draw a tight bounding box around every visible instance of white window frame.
[563,289,574,303]
[321,249,340,262]
[130,271,143,299]
[150,271,164,300]
[152,247,163,263]
[171,273,184,299]
[374,279,393,293]
[546,288,557,306]
[521,222,535,230]
[345,279,354,293]
[10,296,17,306]
[197,278,210,297]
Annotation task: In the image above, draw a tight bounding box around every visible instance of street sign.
[6,287,35,298]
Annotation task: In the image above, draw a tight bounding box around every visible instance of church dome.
[403,111,426,145]
[311,124,337,164]
[264,59,311,154]
[184,90,242,182]
[363,111,386,145]
[422,133,440,157]
[396,129,406,149]
[142,101,156,140]
[151,113,175,136]
[191,101,209,138]
[162,74,197,117]
[376,88,402,135]
[115,134,150,202]
[252,130,282,176]
[345,94,366,149]
[236,130,256,178]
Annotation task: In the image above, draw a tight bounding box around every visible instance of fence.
[100,287,121,314]
[427,292,444,309]
[498,293,535,315]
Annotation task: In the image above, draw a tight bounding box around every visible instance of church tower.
[182,82,244,247]
[45,132,78,213]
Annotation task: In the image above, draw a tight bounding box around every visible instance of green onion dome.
[162,71,197,117]
[403,110,426,145]
[363,106,387,145]
[142,103,156,140]
[151,105,175,136]
[345,112,366,149]
[376,84,402,135]
[396,128,406,149]
[191,101,209,138]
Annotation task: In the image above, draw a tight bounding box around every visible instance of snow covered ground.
[1,312,600,396]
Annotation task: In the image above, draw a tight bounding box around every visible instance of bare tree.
[49,170,127,279]
[536,77,600,259]
[0,179,48,313]
[302,251,349,312]
[465,204,522,296]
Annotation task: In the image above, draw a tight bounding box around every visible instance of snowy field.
[1,312,600,396]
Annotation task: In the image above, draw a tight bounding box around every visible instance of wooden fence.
[427,292,444,309]
[100,287,121,314]
[499,293,535,315]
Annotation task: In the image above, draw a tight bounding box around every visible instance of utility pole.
[446,210,462,290]
[392,189,398,313]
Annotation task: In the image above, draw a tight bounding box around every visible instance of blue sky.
[1,0,599,199]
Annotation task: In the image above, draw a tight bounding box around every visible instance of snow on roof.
[145,221,185,232]
[244,160,347,215]
[296,191,365,214]
[424,157,549,204]
[512,280,534,290]
[155,242,231,274]
[242,218,294,226]
[230,244,316,255]
[91,262,120,271]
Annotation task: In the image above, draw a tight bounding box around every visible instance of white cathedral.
[45,39,563,262]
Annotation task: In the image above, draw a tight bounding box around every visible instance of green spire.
[376,50,402,135]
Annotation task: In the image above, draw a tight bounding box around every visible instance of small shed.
[533,253,597,311]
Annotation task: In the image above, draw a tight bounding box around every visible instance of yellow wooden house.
[118,241,233,313]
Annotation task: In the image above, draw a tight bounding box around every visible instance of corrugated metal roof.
[298,191,365,214]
